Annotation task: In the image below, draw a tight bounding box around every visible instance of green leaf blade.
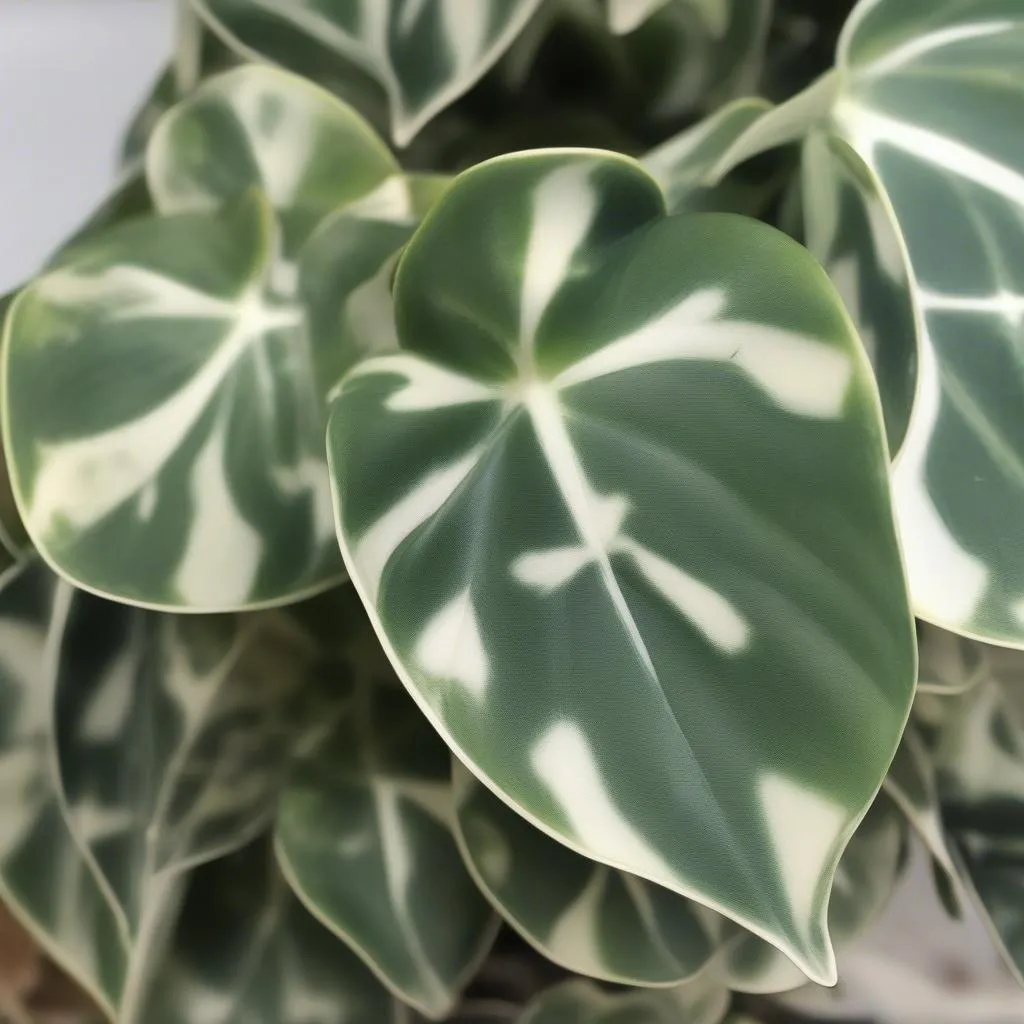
[328,150,917,983]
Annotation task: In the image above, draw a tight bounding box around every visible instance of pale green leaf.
[0,560,126,1021]
[51,582,326,1021]
[722,794,907,995]
[275,591,497,1020]
[194,0,546,146]
[146,64,401,249]
[606,0,670,35]
[452,761,715,987]
[517,974,728,1024]
[145,837,414,1023]
[328,149,916,984]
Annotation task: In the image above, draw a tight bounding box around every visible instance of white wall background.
[1,4,1024,1023]
[0,0,175,292]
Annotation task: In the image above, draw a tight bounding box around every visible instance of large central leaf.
[327,150,916,981]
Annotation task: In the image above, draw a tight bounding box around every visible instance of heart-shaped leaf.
[51,583,326,1021]
[327,149,916,982]
[145,837,412,1023]
[275,592,497,1020]
[146,64,402,247]
[518,974,728,1024]
[0,561,126,1021]
[194,0,546,146]
[452,761,715,987]
[3,66,425,612]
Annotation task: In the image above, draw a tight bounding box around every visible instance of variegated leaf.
[517,974,728,1024]
[146,64,403,248]
[696,3,1024,646]
[800,132,916,455]
[52,585,323,1021]
[328,149,916,983]
[275,591,497,1020]
[145,837,415,1023]
[452,761,715,987]
[644,98,774,215]
[833,0,1024,646]
[722,794,907,995]
[3,65,427,612]
[0,560,126,1020]
[931,665,1024,981]
[194,0,546,146]
[599,0,773,123]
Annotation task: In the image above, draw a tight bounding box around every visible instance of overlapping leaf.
[835,0,1024,645]
[145,837,414,1023]
[721,794,906,995]
[606,0,774,119]
[518,974,728,1024]
[452,762,715,987]
[50,584,324,1021]
[930,653,1024,980]
[883,725,957,883]
[2,66,424,611]
[706,1,1024,646]
[275,591,497,1020]
[328,149,916,982]
[194,0,546,146]
[0,561,126,1020]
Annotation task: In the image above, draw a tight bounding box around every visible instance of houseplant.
[0,0,1022,1020]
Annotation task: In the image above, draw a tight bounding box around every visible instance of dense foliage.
[1,1,1023,1021]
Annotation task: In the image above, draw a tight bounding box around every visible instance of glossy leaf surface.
[276,592,497,1019]
[146,838,414,1023]
[452,762,714,986]
[195,0,546,146]
[328,149,916,982]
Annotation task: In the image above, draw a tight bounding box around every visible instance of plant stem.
[174,0,203,96]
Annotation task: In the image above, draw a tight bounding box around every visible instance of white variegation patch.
[351,446,489,603]
[413,588,490,700]
[533,721,673,882]
[759,774,846,947]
